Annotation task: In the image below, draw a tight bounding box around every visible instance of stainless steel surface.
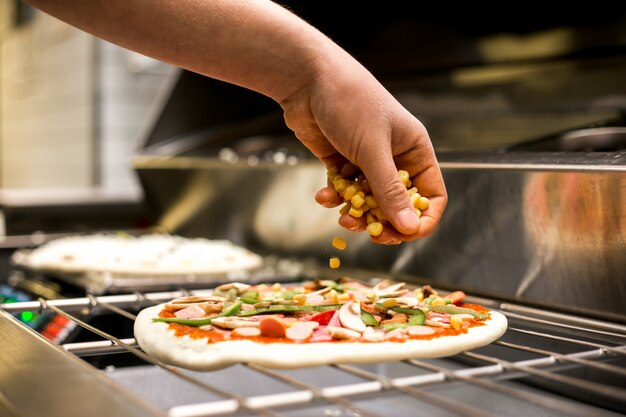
[0,309,165,417]
[134,152,626,322]
[2,281,625,417]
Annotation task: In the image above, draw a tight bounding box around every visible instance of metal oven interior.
[1,4,626,417]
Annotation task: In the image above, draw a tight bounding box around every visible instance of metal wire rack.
[2,288,626,417]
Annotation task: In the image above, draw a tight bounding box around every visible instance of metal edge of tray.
[0,309,166,417]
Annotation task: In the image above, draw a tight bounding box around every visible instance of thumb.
[362,160,420,236]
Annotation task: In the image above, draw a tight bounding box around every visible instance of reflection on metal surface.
[0,310,164,417]
[135,151,626,322]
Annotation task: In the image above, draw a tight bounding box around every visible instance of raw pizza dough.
[13,234,263,276]
[134,280,507,371]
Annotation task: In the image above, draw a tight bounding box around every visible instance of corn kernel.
[364,195,378,209]
[450,315,463,330]
[414,288,424,302]
[398,170,410,186]
[293,294,306,306]
[351,194,365,208]
[333,178,348,194]
[348,206,364,218]
[326,289,338,304]
[272,283,282,291]
[327,166,339,179]
[329,257,341,269]
[407,187,418,196]
[360,203,370,213]
[410,193,420,207]
[371,208,387,221]
[416,196,430,211]
[414,208,422,218]
[367,222,384,237]
[382,298,397,308]
[339,203,351,215]
[430,297,445,307]
[366,212,377,224]
[332,237,347,250]
[338,293,351,302]
[343,184,358,201]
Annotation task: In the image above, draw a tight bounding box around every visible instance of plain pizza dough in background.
[15,234,263,275]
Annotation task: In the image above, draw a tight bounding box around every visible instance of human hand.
[280,52,447,244]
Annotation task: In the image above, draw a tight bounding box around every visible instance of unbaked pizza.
[134,278,507,370]
[13,233,263,276]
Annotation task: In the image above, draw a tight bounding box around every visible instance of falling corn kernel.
[332,237,347,250]
[329,257,341,269]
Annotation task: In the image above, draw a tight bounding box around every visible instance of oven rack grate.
[2,288,626,417]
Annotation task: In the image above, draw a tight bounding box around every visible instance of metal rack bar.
[247,364,384,417]
[500,310,626,340]
[494,340,626,378]
[4,288,625,417]
[462,350,626,402]
[507,327,626,356]
[38,299,280,417]
[499,303,626,334]
[406,359,606,417]
[333,364,500,417]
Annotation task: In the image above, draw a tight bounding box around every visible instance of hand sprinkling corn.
[326,163,430,238]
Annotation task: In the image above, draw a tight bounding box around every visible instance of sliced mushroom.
[362,326,385,342]
[326,326,362,340]
[165,295,225,311]
[372,280,408,298]
[339,301,366,333]
[211,317,261,329]
[379,297,419,307]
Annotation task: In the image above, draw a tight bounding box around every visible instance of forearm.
[25,0,337,102]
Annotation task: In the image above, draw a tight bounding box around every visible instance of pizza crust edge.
[134,304,508,371]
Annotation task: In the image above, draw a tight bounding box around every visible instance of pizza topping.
[259,317,287,337]
[372,280,408,298]
[407,325,436,336]
[308,309,336,325]
[232,327,262,337]
[445,291,466,305]
[165,295,225,311]
[174,305,207,319]
[339,301,366,333]
[285,322,318,341]
[326,326,361,340]
[153,279,493,344]
[431,305,489,320]
[211,317,260,329]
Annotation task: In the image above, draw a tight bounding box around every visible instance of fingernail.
[397,209,420,234]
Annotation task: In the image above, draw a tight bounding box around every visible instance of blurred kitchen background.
[0,0,177,235]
